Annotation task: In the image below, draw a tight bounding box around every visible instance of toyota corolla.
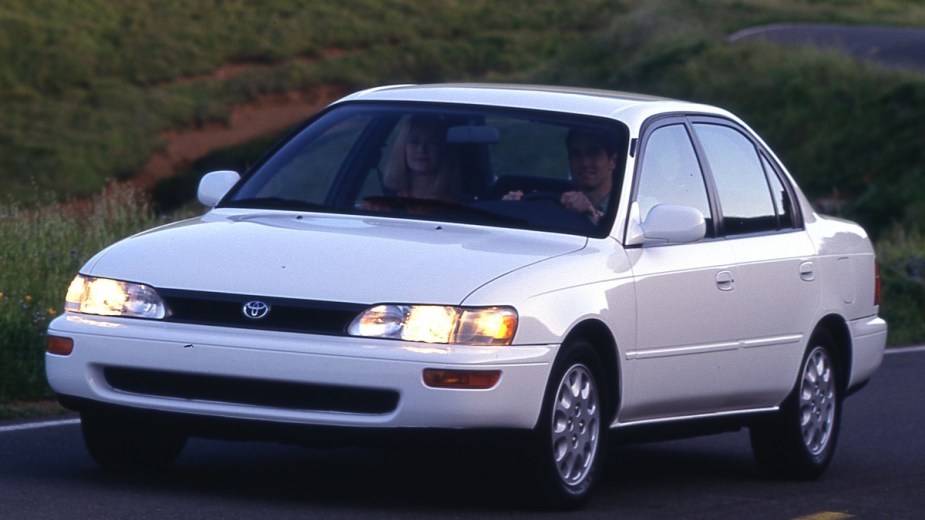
[46,84,887,508]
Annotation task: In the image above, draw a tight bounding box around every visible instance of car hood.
[83,210,587,304]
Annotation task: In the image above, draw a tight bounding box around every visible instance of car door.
[690,119,821,405]
[619,118,746,422]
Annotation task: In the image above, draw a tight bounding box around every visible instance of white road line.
[885,345,925,355]
[0,417,79,434]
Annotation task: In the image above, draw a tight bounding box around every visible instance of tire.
[750,330,841,479]
[529,339,609,509]
[81,410,187,472]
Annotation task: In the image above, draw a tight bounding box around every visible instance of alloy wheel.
[550,363,600,486]
[799,346,836,456]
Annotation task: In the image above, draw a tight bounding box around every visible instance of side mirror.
[626,202,706,246]
[197,170,240,207]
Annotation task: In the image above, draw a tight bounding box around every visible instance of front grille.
[104,367,400,415]
[158,289,365,336]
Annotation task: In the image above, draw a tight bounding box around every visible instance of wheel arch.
[561,318,621,423]
[813,314,852,396]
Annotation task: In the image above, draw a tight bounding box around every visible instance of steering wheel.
[522,190,564,203]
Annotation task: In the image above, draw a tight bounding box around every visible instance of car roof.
[335,83,736,128]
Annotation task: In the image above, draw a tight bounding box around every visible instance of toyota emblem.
[242,301,270,319]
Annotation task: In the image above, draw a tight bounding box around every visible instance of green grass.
[0,185,171,401]
[0,400,68,421]
[0,0,621,200]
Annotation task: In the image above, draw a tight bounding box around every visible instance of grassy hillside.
[1,0,925,405]
[0,0,618,199]
[531,0,925,233]
[3,1,924,230]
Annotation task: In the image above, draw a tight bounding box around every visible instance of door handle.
[715,270,735,291]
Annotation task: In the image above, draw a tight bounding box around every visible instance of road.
[729,23,925,73]
[2,347,923,519]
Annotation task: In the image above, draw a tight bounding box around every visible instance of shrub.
[877,225,925,347]
[0,184,163,400]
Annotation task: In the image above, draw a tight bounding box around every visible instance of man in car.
[505,128,618,224]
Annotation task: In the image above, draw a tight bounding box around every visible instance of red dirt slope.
[134,84,345,191]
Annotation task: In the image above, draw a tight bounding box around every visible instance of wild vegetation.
[0,0,616,199]
[1,0,924,407]
[0,185,166,403]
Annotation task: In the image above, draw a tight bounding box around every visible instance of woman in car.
[382,115,462,202]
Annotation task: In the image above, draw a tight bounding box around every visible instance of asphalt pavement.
[1,346,923,519]
[729,23,925,72]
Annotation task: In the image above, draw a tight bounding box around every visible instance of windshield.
[223,103,629,236]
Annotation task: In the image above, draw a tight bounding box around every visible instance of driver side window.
[636,124,713,235]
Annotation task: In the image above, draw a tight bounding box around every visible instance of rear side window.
[693,123,779,235]
[762,154,796,229]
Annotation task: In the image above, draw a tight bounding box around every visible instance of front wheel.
[529,340,609,509]
[81,410,187,472]
[750,331,841,479]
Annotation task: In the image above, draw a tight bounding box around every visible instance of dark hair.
[566,127,620,157]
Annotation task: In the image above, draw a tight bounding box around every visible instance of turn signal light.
[47,335,75,356]
[423,369,501,390]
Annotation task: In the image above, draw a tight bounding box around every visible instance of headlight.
[64,275,167,319]
[348,304,517,345]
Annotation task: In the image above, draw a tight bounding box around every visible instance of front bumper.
[46,314,556,430]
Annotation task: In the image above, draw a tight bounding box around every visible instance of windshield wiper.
[360,196,529,226]
[220,197,329,212]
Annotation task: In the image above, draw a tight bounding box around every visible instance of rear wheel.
[750,330,841,479]
[530,340,608,509]
[81,410,187,472]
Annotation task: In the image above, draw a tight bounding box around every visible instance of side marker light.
[47,335,75,356]
[423,369,501,390]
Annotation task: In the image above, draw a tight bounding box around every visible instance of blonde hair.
[383,115,461,201]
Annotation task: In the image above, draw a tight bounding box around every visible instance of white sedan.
[46,84,887,508]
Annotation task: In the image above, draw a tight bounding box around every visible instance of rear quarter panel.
[804,214,879,322]
[804,214,886,389]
